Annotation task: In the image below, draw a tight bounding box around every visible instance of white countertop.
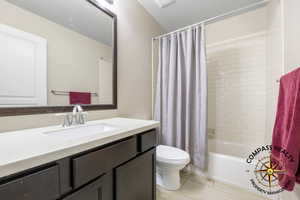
[0,118,159,178]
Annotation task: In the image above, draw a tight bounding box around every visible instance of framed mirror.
[0,0,117,116]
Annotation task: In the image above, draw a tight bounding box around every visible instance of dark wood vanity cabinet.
[72,137,137,188]
[116,149,156,200]
[62,172,113,200]
[0,165,60,200]
[0,129,157,200]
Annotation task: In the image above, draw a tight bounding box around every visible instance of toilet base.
[156,168,181,191]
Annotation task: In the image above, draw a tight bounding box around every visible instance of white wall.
[265,0,284,144]
[283,0,300,73]
[265,1,300,199]
[280,0,300,199]
[99,59,113,104]
[116,0,164,119]
[206,7,267,45]
[0,0,164,133]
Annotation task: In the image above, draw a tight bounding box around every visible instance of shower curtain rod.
[151,0,270,118]
[152,0,269,41]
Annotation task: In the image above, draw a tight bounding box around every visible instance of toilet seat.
[156,145,190,165]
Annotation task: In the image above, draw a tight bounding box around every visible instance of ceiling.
[138,0,264,32]
[6,0,113,46]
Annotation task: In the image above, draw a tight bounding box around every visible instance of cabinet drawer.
[72,137,137,188]
[0,165,60,200]
[138,130,157,152]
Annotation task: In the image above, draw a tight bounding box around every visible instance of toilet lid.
[156,145,190,164]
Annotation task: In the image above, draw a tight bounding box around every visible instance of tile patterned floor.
[157,172,268,200]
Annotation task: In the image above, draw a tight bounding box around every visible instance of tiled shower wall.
[207,33,267,148]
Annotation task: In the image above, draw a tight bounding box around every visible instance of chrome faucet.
[72,105,85,125]
[62,114,73,127]
[59,105,87,127]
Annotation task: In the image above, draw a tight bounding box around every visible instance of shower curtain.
[154,25,207,170]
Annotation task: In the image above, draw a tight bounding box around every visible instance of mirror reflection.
[0,0,114,107]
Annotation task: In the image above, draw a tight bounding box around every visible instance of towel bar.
[51,90,98,96]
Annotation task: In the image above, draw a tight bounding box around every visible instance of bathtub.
[204,139,256,192]
[187,139,282,199]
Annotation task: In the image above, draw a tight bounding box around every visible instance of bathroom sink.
[43,123,117,139]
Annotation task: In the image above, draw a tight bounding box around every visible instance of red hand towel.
[272,67,300,191]
[69,92,91,105]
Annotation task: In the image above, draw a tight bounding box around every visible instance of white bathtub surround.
[0,118,159,178]
[156,145,190,190]
[154,25,208,170]
[207,32,267,148]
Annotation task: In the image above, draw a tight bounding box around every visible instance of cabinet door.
[116,149,156,200]
[63,172,113,200]
[0,165,60,200]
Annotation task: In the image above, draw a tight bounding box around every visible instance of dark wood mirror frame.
[0,0,117,117]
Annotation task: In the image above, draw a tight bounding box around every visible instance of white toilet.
[156,145,190,190]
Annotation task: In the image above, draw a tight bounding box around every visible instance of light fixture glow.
[155,0,176,8]
[96,0,114,5]
[104,0,114,4]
